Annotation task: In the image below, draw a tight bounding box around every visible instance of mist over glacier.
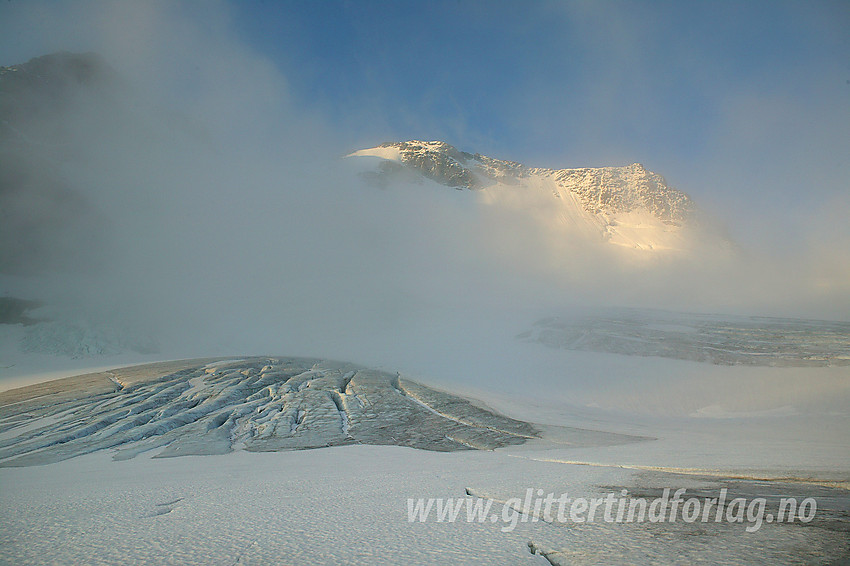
[1,5,849,564]
[0,0,847,401]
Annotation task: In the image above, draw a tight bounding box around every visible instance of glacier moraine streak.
[0,358,538,467]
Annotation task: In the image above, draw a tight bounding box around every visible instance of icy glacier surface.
[521,308,850,367]
[0,357,542,466]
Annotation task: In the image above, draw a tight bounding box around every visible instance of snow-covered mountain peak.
[350,140,706,251]
[351,141,693,223]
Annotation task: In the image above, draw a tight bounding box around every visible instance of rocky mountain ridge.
[353,140,694,225]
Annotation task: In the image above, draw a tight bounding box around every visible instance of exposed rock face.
[0,357,539,466]
[538,163,691,224]
[362,140,694,225]
[0,297,42,326]
[383,140,481,189]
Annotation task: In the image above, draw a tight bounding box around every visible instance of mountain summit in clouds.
[350,140,709,252]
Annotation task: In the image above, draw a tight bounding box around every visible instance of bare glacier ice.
[0,357,548,466]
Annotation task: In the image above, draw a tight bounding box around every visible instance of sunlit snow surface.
[1,355,848,564]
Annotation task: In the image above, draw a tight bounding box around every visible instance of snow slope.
[0,355,848,564]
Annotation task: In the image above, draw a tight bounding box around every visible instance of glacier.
[0,357,546,466]
[1,356,848,565]
[521,308,850,367]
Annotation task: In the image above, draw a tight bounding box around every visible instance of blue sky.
[217,0,850,240]
[0,1,848,320]
[227,1,849,169]
[1,0,848,235]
